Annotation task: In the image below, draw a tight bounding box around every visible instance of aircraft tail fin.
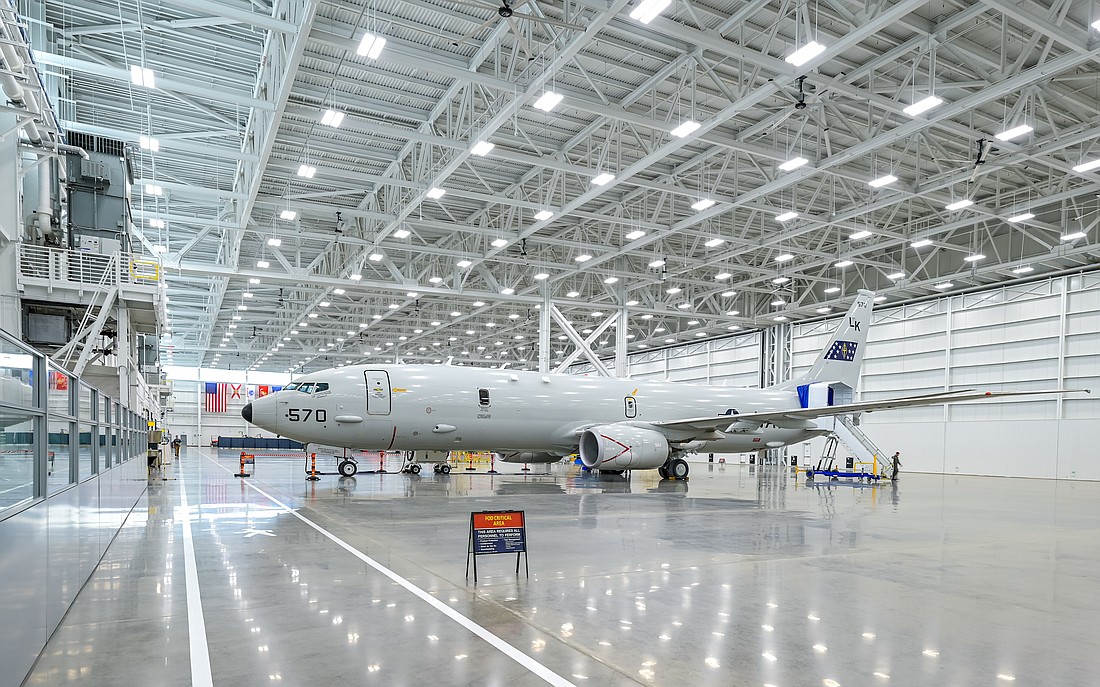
[774,289,874,392]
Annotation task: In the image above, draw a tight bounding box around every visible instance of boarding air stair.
[815,414,886,475]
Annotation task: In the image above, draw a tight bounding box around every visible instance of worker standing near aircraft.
[171,436,181,459]
[890,451,901,481]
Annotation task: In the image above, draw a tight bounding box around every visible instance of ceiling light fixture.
[834,259,853,268]
[1061,231,1086,241]
[1072,159,1100,173]
[256,260,270,268]
[785,41,826,66]
[715,272,731,280]
[534,210,553,221]
[456,259,473,268]
[320,109,345,127]
[775,211,798,222]
[491,238,509,248]
[368,252,384,261]
[575,254,592,262]
[357,32,387,59]
[349,273,362,281]
[1012,265,1034,274]
[393,228,410,239]
[604,277,619,284]
[533,273,549,280]
[776,253,795,262]
[935,282,954,289]
[591,172,615,186]
[148,218,165,229]
[129,65,155,88]
[670,120,700,138]
[625,230,645,240]
[691,198,715,211]
[649,259,666,268]
[903,95,943,117]
[964,254,985,262]
[868,174,898,188]
[532,91,564,112]
[267,237,281,247]
[629,0,671,24]
[721,291,736,297]
[470,140,495,156]
[566,291,579,298]
[945,199,973,211]
[911,238,933,248]
[297,164,316,178]
[1006,212,1034,223]
[144,183,163,196]
[705,238,724,247]
[886,272,905,280]
[139,135,159,152]
[771,276,790,284]
[778,157,808,172]
[426,187,446,199]
[279,209,296,221]
[995,124,1032,141]
[823,286,840,294]
[849,230,872,240]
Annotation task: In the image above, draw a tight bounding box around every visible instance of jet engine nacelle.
[499,451,564,464]
[579,424,671,470]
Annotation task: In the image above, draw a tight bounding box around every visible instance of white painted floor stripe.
[208,455,575,687]
[178,469,214,687]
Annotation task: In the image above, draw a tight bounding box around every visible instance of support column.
[615,306,628,378]
[0,113,21,337]
[538,284,551,373]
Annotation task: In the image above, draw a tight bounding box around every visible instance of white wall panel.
[793,276,1100,479]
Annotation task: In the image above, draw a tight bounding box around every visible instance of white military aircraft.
[242,290,1081,478]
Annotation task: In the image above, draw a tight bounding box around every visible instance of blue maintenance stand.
[805,468,882,483]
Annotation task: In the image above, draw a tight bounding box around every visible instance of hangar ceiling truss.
[36,0,1100,372]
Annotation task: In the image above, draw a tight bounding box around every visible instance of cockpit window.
[283,383,299,391]
[315,383,329,393]
[298,383,315,394]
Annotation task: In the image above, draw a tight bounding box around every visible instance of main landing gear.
[658,457,689,480]
[338,459,358,477]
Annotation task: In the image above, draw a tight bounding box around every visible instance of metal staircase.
[817,414,886,474]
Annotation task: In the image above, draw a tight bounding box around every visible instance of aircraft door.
[625,396,637,418]
[365,370,391,415]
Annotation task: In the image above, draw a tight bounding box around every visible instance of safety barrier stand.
[377,450,388,473]
[235,452,255,478]
[520,462,530,472]
[466,452,476,471]
[306,453,320,481]
[487,453,499,474]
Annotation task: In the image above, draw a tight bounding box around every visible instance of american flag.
[205,382,228,412]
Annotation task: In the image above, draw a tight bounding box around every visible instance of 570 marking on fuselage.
[285,408,328,422]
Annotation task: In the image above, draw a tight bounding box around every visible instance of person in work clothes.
[890,451,901,481]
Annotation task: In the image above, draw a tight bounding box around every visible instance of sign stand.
[466,510,528,585]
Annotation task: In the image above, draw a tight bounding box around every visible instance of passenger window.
[478,388,491,407]
[298,383,314,394]
[315,383,329,393]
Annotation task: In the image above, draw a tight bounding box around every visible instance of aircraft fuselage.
[244,364,819,458]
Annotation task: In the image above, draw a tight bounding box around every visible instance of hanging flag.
[205,382,227,412]
[271,386,283,393]
[230,384,243,400]
[257,385,271,398]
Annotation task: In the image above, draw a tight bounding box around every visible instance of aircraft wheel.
[410,464,422,474]
[432,465,440,474]
[658,465,669,479]
[440,464,451,475]
[669,458,689,480]
[338,460,358,477]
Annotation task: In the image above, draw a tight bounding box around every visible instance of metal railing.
[17,244,162,291]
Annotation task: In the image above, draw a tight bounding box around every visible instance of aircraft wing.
[652,388,1089,432]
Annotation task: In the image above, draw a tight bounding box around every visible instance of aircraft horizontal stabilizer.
[652,388,1090,433]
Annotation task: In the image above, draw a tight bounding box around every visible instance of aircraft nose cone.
[242,402,253,423]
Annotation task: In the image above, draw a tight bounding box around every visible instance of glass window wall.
[78,385,93,421]
[0,339,35,407]
[47,369,71,416]
[78,423,94,480]
[48,420,73,493]
[0,410,37,510]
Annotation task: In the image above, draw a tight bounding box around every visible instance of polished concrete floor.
[23,448,1100,686]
